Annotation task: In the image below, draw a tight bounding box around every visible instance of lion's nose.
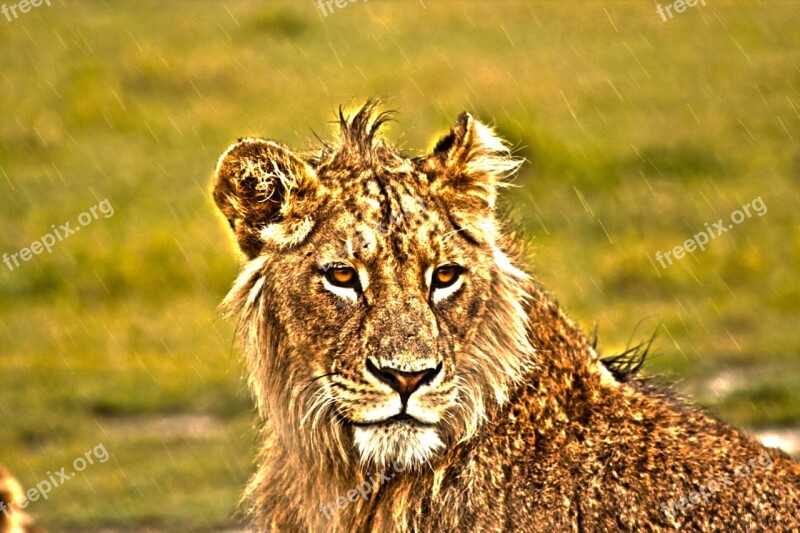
[367,360,441,403]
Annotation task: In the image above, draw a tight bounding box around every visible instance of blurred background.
[1,1,798,530]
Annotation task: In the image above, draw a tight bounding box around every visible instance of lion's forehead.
[313,172,457,267]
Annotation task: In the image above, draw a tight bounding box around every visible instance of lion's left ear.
[423,113,521,240]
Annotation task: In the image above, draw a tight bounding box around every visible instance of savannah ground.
[1,1,798,530]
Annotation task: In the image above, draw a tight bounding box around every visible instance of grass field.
[1,1,799,530]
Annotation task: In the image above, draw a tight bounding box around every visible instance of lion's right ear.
[213,138,319,258]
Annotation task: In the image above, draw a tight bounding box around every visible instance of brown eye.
[332,268,354,284]
[432,265,462,289]
[325,266,360,289]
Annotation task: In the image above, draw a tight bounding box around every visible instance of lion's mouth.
[351,413,436,428]
[350,410,446,467]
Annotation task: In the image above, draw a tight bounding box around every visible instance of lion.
[213,100,800,531]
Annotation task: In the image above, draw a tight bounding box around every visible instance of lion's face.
[216,104,531,470]
[288,168,502,468]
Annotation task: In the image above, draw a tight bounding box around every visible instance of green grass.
[1,1,799,529]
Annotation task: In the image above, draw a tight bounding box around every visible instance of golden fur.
[214,101,800,531]
[0,469,38,533]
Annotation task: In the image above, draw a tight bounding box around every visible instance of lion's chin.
[353,421,444,469]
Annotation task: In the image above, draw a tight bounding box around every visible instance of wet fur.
[214,101,800,531]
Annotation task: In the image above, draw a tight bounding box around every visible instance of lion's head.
[215,102,532,472]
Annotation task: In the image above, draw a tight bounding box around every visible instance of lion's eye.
[432,265,462,289]
[325,266,359,289]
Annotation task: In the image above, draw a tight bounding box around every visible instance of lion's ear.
[213,138,319,258]
[424,113,521,240]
